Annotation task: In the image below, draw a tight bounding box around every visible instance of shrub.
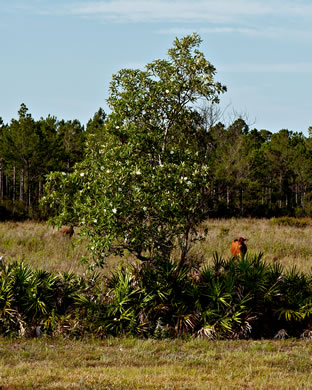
[270,217,309,228]
[84,254,312,339]
[0,259,86,337]
[1,253,311,339]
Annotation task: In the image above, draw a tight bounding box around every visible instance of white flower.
[143,206,147,211]
[165,89,169,94]
[170,150,174,155]
[106,169,110,174]
[118,188,122,191]
[136,170,141,175]
[91,246,95,251]
[187,181,192,186]
[93,219,97,223]
[62,172,66,176]
[100,166,104,171]
[80,172,85,177]
[112,208,117,214]
[116,126,120,129]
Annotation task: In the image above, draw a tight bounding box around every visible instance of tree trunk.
[0,159,3,200]
[295,183,298,205]
[13,163,16,201]
[19,167,24,201]
[38,180,43,203]
[27,166,31,209]
[278,175,282,208]
[6,174,9,200]
[226,186,230,207]
[239,188,243,216]
[261,188,264,206]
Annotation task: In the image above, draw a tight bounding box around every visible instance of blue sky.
[1,0,312,134]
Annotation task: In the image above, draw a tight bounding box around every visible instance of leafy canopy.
[42,33,226,266]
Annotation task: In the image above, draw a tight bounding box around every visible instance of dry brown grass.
[1,219,312,274]
[0,221,89,274]
[193,218,312,274]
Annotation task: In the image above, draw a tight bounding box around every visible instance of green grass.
[1,337,312,389]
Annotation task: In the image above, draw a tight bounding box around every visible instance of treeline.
[207,118,312,217]
[0,103,311,219]
[0,104,105,219]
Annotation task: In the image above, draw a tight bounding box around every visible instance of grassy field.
[194,218,312,274]
[0,221,89,274]
[1,218,312,274]
[0,219,312,389]
[1,337,312,389]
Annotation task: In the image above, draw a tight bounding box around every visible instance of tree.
[57,119,85,171]
[263,129,295,212]
[3,104,39,206]
[0,117,7,200]
[42,33,226,267]
[209,119,251,215]
[86,108,106,137]
[35,115,60,202]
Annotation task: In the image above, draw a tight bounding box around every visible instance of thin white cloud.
[156,26,285,38]
[3,0,312,43]
[15,0,312,24]
[219,62,312,73]
[67,0,312,22]
[71,1,266,23]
